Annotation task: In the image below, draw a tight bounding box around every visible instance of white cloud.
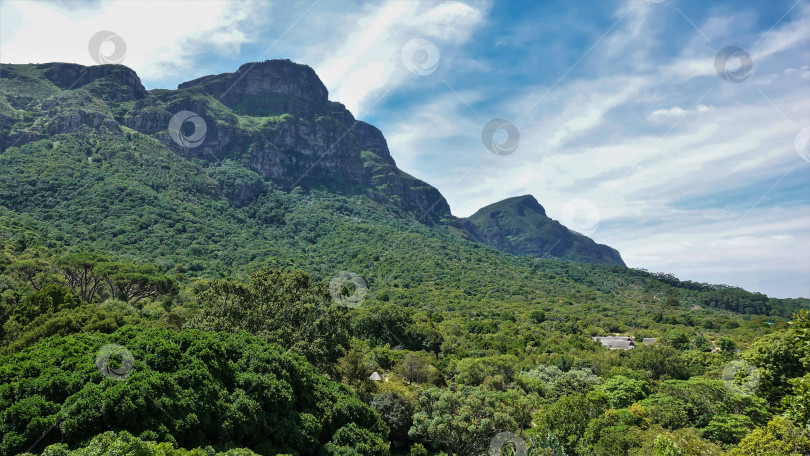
[613,205,810,298]
[648,104,712,121]
[308,0,488,115]
[381,0,810,297]
[1,0,807,297]
[0,0,263,82]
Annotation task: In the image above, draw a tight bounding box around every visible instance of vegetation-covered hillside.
[0,60,808,455]
[463,195,625,266]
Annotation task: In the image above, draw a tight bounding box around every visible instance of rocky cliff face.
[0,60,450,221]
[178,60,328,115]
[143,60,449,220]
[0,60,623,265]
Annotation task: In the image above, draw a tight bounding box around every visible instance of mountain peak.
[36,62,146,101]
[491,194,546,217]
[463,194,624,266]
[178,59,328,112]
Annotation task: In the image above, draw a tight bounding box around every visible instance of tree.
[520,364,601,402]
[639,395,690,430]
[718,337,736,354]
[743,329,806,405]
[8,258,52,290]
[655,378,742,428]
[57,252,110,303]
[595,375,650,408]
[530,310,546,324]
[94,262,177,305]
[185,268,351,373]
[10,284,79,326]
[646,428,724,456]
[726,416,810,456]
[395,353,430,385]
[783,373,810,429]
[338,339,376,397]
[26,431,259,455]
[354,304,412,347]
[653,435,680,456]
[690,335,711,352]
[409,384,523,455]
[783,310,810,428]
[700,414,753,444]
[453,355,519,386]
[665,330,690,350]
[370,391,413,450]
[623,344,689,380]
[535,391,608,455]
[0,326,389,456]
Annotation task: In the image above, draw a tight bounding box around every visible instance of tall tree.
[186,268,351,373]
[57,252,109,303]
[94,262,177,305]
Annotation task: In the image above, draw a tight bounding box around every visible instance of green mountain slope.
[1,60,625,266]
[462,195,625,266]
[1,59,809,456]
[0,60,804,322]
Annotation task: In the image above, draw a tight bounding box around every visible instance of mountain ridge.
[1,59,621,266]
[462,195,625,266]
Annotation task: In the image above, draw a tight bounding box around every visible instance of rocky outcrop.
[247,115,366,187]
[462,195,626,266]
[38,63,147,101]
[0,60,624,263]
[178,60,328,117]
[40,91,120,135]
[121,59,450,220]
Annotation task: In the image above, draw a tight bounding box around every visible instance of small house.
[592,336,635,350]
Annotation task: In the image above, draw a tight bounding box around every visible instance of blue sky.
[1,0,809,298]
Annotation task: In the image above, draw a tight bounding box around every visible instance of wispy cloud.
[0,0,266,84]
[1,0,807,297]
[306,0,488,114]
[377,0,810,297]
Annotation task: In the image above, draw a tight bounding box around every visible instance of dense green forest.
[0,61,808,455]
[1,234,808,455]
